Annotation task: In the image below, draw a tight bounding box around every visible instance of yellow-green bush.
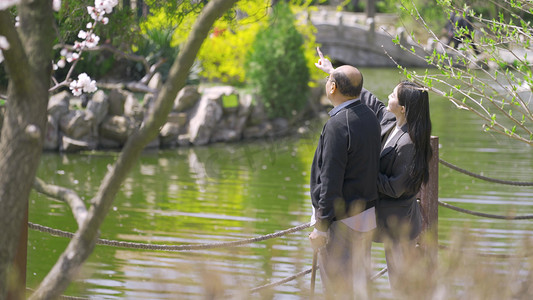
[140,1,324,87]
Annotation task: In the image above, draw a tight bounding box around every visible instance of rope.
[249,265,388,294]
[249,268,313,293]
[28,222,311,251]
[438,200,533,220]
[439,158,533,186]
[371,267,388,281]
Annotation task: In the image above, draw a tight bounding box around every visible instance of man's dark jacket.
[310,98,381,232]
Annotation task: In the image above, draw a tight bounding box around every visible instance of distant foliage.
[398,0,533,145]
[246,2,310,119]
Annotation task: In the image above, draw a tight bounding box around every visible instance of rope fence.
[28,221,311,251]
[438,200,533,220]
[439,158,533,186]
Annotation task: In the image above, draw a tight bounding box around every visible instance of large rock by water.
[43,114,59,151]
[187,86,229,146]
[59,110,94,140]
[48,90,70,120]
[108,89,127,116]
[86,90,109,135]
[99,115,135,145]
[35,83,312,152]
[174,85,201,112]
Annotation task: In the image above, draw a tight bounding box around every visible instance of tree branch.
[0,10,34,96]
[33,177,87,228]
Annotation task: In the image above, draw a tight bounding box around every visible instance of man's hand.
[315,47,334,74]
[309,228,328,250]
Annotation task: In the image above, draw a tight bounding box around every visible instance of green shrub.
[246,2,310,119]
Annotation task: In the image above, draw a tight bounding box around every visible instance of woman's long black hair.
[397,81,432,193]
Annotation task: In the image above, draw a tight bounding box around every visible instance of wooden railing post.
[418,136,439,263]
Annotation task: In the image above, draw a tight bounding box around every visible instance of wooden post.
[418,136,439,262]
[7,205,28,300]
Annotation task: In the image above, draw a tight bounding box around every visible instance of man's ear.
[330,82,336,94]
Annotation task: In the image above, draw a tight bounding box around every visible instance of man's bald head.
[331,65,363,98]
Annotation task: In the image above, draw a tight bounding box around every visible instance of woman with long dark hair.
[315,48,432,292]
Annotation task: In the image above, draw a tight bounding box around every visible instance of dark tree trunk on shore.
[0,1,55,298]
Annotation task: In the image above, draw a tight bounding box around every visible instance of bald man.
[309,58,381,298]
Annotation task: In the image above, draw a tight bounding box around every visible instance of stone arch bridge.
[309,10,430,68]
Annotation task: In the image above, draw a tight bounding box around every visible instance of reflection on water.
[28,68,533,299]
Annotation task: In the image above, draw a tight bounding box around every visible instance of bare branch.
[55,43,151,75]
[33,177,87,228]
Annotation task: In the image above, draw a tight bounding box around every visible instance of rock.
[48,90,70,120]
[99,115,135,145]
[211,113,247,143]
[271,118,289,136]
[108,89,126,116]
[43,114,59,151]
[60,135,90,152]
[167,112,188,127]
[173,85,200,112]
[238,93,253,118]
[188,92,223,146]
[177,134,191,146]
[243,122,273,139]
[86,90,109,127]
[124,92,143,122]
[148,72,162,91]
[98,136,121,149]
[143,93,154,110]
[246,98,267,126]
[159,122,181,147]
[59,110,94,139]
[210,129,240,143]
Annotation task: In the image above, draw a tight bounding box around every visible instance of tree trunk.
[29,0,238,298]
[0,0,55,298]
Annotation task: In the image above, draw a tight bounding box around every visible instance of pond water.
[28,68,533,299]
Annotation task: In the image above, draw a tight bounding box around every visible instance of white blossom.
[87,6,105,22]
[73,41,84,50]
[15,16,20,27]
[0,0,20,11]
[0,35,8,63]
[78,30,88,39]
[52,0,61,12]
[64,52,77,63]
[0,36,9,50]
[95,0,118,14]
[70,73,97,96]
[87,22,93,29]
[57,59,66,68]
[84,33,100,48]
